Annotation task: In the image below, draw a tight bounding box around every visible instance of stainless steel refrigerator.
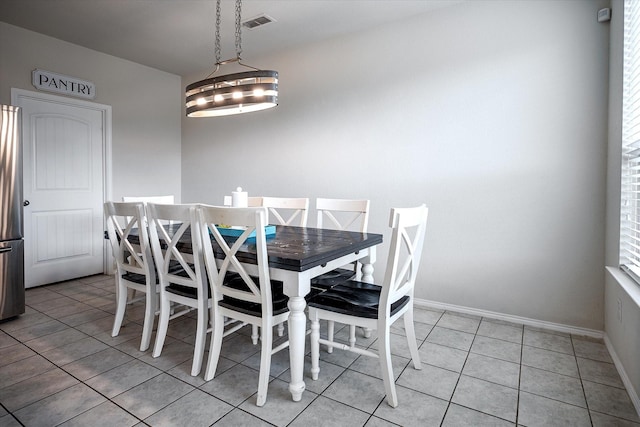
[0,105,24,320]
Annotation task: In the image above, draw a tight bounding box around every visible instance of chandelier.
[185,0,278,117]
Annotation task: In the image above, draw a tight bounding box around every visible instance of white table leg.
[361,263,374,283]
[360,246,376,283]
[360,248,376,338]
[287,295,307,401]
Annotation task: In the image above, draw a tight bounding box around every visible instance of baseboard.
[413,298,604,339]
[604,333,640,417]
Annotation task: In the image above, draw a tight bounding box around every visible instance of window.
[620,0,640,280]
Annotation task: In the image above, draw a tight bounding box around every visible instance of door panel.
[18,96,105,288]
[33,209,93,262]
[34,115,92,190]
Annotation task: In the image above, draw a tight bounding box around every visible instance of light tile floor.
[1,274,639,426]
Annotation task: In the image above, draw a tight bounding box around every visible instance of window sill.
[606,266,640,308]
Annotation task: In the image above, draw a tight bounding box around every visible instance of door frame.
[11,88,113,275]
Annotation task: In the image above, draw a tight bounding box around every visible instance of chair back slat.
[197,206,272,314]
[104,201,154,280]
[261,197,309,227]
[380,205,428,316]
[146,203,205,290]
[316,198,369,232]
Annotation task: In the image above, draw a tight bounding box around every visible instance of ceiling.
[0,0,459,77]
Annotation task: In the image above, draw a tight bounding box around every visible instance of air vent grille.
[242,14,275,29]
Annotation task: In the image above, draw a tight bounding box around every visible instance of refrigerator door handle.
[0,247,12,254]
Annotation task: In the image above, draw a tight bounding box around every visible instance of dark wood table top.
[252,225,382,271]
[128,225,383,272]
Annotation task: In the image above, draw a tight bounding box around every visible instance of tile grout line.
[515,322,524,426]
[572,334,595,427]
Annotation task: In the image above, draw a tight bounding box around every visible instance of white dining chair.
[119,196,175,303]
[312,198,371,347]
[222,194,269,342]
[221,196,308,339]
[104,201,158,352]
[256,196,309,337]
[261,196,309,226]
[146,203,211,376]
[308,204,428,408]
[313,198,370,288]
[197,205,290,406]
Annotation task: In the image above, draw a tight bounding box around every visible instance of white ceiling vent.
[242,14,276,30]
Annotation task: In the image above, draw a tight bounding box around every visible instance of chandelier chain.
[215,0,221,64]
[235,0,242,59]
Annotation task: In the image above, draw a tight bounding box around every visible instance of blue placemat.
[215,225,276,239]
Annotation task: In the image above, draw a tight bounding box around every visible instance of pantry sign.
[32,69,96,99]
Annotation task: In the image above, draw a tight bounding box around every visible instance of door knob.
[23,200,30,206]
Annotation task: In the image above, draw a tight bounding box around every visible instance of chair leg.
[349,325,356,348]
[152,294,171,358]
[191,299,208,376]
[251,325,259,345]
[327,320,335,353]
[378,324,398,408]
[403,308,422,370]
[310,313,320,381]
[256,322,273,407]
[139,288,154,351]
[112,281,128,338]
[204,312,224,381]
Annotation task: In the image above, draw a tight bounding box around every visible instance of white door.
[13,90,110,288]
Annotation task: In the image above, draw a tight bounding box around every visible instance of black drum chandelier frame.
[185,0,278,117]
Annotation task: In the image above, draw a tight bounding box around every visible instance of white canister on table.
[231,187,248,208]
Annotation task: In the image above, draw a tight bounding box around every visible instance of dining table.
[125,223,383,402]
[253,225,382,401]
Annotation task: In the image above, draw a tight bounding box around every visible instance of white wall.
[0,22,182,201]
[605,0,640,406]
[182,0,610,329]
